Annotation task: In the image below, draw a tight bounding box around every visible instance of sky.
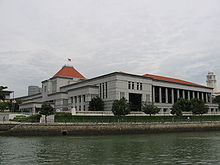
[0,0,220,97]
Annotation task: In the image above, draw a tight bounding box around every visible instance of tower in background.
[206,71,217,92]
[28,86,41,96]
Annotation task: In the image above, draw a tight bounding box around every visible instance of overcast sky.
[0,0,220,97]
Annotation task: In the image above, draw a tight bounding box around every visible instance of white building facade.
[19,66,219,115]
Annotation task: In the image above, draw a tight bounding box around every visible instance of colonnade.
[152,86,212,104]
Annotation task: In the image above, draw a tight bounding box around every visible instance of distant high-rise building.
[206,71,217,92]
[28,86,41,96]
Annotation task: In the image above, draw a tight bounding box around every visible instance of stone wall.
[1,122,220,136]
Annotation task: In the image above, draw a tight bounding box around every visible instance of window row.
[74,105,86,111]
[99,82,108,99]
[128,81,142,90]
[70,95,86,104]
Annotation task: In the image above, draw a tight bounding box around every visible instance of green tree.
[0,86,7,101]
[191,98,208,115]
[112,97,130,116]
[213,96,220,112]
[39,103,54,123]
[0,102,8,112]
[89,97,104,111]
[142,102,160,116]
[171,99,193,116]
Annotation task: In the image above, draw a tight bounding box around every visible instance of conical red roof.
[53,66,85,79]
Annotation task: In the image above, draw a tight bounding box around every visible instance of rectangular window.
[102,83,105,99]
[79,96,81,103]
[132,82,134,89]
[84,105,86,111]
[83,95,86,102]
[74,96,77,103]
[140,83,142,90]
[137,82,139,90]
[105,82,108,98]
[79,106,81,111]
[99,83,102,98]
[71,97,73,103]
[128,81,131,89]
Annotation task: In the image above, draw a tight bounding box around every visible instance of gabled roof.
[53,66,85,79]
[143,74,207,88]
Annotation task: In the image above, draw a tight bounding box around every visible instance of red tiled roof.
[214,92,220,95]
[53,66,85,79]
[143,74,207,88]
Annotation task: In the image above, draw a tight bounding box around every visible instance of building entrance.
[129,93,142,111]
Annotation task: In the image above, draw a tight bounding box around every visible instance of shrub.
[142,102,160,116]
[191,98,209,115]
[89,97,104,111]
[112,97,130,116]
[171,98,192,116]
[12,114,41,122]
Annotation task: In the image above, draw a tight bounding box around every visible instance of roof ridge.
[143,73,207,88]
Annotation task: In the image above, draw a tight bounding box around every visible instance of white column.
[32,106,36,114]
[171,89,174,104]
[152,86,155,103]
[197,92,200,99]
[159,87,162,103]
[192,91,195,99]
[177,89,180,99]
[209,93,213,103]
[188,91,190,100]
[201,93,204,101]
[206,93,208,103]
[165,88,168,103]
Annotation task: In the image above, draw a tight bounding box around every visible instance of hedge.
[11,114,41,122]
[54,113,220,123]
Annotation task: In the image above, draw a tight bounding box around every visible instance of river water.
[1,132,220,165]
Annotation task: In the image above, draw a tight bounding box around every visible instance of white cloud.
[0,0,220,96]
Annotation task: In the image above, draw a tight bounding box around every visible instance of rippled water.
[1,132,220,165]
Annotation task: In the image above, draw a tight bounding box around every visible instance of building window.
[44,86,47,92]
[79,96,81,103]
[99,83,102,98]
[83,95,86,102]
[163,108,167,113]
[128,81,131,89]
[71,97,73,103]
[140,83,142,90]
[84,105,86,111]
[105,82,108,98]
[168,88,172,103]
[155,86,160,103]
[102,83,105,99]
[137,83,139,90]
[79,106,81,111]
[132,82,134,89]
[74,96,77,103]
